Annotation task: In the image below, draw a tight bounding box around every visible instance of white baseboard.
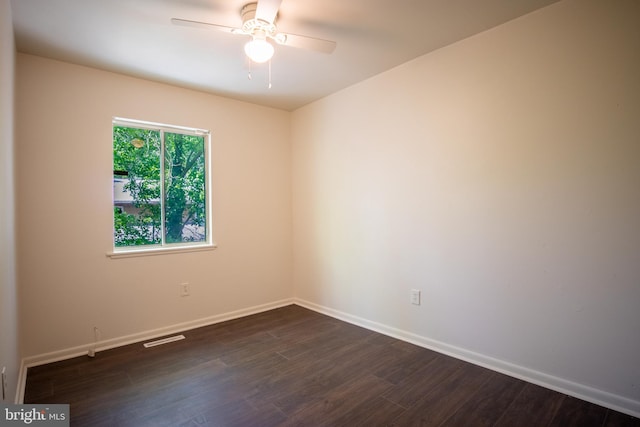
[17,298,294,403]
[294,298,640,419]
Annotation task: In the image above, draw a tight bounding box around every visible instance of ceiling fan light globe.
[244,38,274,63]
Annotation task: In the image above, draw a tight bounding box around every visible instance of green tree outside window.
[113,121,209,248]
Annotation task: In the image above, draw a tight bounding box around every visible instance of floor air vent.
[143,334,186,348]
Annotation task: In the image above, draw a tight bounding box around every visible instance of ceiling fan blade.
[278,33,337,54]
[171,18,239,35]
[255,0,282,24]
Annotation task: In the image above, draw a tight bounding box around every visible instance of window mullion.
[205,133,212,245]
[159,129,166,246]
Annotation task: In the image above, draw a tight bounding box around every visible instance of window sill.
[107,243,217,259]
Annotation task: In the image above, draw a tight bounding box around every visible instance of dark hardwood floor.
[24,305,639,426]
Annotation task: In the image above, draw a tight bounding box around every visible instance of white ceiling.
[11,0,559,111]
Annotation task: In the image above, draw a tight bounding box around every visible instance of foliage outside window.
[112,118,211,252]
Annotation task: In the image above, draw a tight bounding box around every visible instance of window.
[111,118,212,255]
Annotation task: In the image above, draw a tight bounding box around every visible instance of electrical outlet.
[2,366,7,401]
[180,283,190,297]
[410,289,421,305]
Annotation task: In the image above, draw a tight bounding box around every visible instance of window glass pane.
[163,132,206,244]
[113,126,162,247]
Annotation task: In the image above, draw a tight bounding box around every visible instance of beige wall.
[16,54,292,358]
[292,0,640,414]
[0,0,19,403]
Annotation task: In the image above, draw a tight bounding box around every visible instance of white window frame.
[107,117,216,258]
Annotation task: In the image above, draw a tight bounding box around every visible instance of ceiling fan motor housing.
[241,3,277,38]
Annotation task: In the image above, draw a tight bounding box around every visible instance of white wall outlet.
[2,366,7,401]
[180,282,190,297]
[410,289,421,305]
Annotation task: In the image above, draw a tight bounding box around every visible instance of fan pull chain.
[245,59,272,88]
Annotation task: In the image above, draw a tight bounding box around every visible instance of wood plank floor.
[24,305,639,427]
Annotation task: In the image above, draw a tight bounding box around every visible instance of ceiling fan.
[171,0,337,64]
